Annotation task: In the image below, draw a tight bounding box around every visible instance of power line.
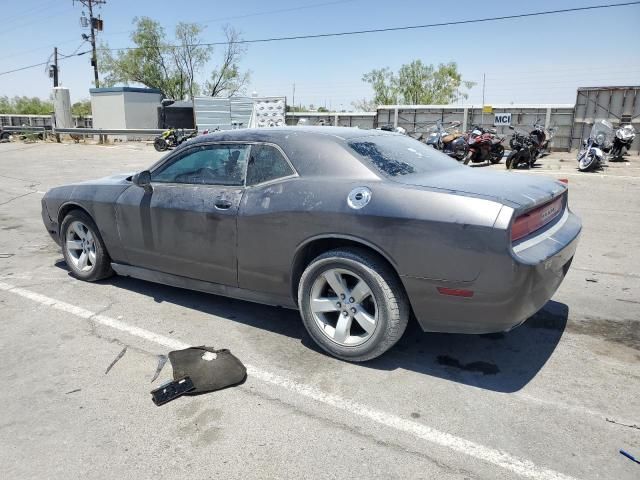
[0,0,354,61]
[99,1,640,50]
[0,50,90,77]
[2,2,639,76]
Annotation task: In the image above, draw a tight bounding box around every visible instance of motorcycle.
[462,126,505,165]
[529,121,556,163]
[505,126,536,169]
[153,128,196,152]
[577,119,615,172]
[610,124,636,160]
[425,121,468,160]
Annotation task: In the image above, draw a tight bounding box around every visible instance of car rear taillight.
[511,195,564,242]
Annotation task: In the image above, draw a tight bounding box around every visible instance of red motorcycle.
[462,126,505,165]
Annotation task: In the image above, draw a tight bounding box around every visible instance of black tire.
[154,137,168,152]
[490,144,504,164]
[298,248,410,362]
[462,151,472,165]
[578,152,598,172]
[506,151,518,169]
[60,210,113,282]
[0,131,10,141]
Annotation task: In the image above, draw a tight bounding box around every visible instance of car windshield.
[348,134,459,177]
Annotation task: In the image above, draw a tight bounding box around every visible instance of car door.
[115,142,251,287]
[237,143,299,296]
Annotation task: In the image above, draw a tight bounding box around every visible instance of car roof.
[190,126,392,144]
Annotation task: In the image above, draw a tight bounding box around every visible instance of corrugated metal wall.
[377,105,576,151]
[571,86,640,153]
[193,97,233,130]
[286,113,376,129]
[0,114,92,128]
[194,96,286,131]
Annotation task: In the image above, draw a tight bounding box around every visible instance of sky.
[0,0,639,109]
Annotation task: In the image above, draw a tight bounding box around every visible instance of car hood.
[72,172,135,186]
[394,168,566,209]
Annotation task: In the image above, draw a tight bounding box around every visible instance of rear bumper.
[403,210,581,334]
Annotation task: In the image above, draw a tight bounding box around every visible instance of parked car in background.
[41,127,581,361]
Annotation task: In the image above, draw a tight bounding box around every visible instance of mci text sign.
[493,113,512,126]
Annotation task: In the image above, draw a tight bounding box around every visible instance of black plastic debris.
[150,346,247,406]
[620,449,640,464]
[151,377,195,406]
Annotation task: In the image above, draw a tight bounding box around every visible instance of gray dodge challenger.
[41,127,581,361]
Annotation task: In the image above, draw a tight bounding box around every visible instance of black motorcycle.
[154,128,196,152]
[611,124,636,160]
[505,126,535,169]
[425,121,468,161]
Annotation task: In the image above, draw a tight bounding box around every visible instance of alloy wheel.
[65,220,97,272]
[309,268,378,346]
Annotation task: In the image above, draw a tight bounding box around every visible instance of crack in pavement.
[0,191,37,206]
[240,384,478,478]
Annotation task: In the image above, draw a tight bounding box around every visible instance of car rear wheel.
[61,210,113,281]
[298,248,409,361]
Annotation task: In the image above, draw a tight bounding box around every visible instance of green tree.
[362,67,397,105]
[71,100,92,117]
[0,96,13,113]
[397,61,474,104]
[99,18,249,99]
[0,96,53,114]
[285,105,309,113]
[205,25,250,97]
[361,61,474,106]
[351,98,376,111]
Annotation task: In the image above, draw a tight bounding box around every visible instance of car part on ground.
[151,346,247,406]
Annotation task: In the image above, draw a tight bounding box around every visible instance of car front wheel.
[298,248,409,361]
[60,210,113,282]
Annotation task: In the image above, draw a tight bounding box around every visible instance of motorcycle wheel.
[462,151,473,165]
[490,145,504,164]
[154,137,168,152]
[578,152,598,172]
[610,146,622,161]
[505,151,519,170]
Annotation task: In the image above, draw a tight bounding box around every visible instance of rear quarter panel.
[237,177,507,300]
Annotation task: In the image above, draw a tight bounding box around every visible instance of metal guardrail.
[1,126,48,133]
[53,128,196,136]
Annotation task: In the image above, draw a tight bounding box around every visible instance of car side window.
[151,144,250,186]
[246,144,295,186]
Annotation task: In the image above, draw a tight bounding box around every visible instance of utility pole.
[291,83,295,112]
[51,47,59,87]
[74,0,105,87]
[481,73,486,125]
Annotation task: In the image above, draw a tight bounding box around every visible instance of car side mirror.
[133,170,152,192]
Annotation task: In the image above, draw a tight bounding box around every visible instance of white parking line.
[0,281,578,480]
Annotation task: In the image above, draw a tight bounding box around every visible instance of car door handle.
[214,198,233,210]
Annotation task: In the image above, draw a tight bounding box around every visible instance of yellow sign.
[482,105,493,113]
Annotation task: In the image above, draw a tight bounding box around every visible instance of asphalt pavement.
[0,140,638,480]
